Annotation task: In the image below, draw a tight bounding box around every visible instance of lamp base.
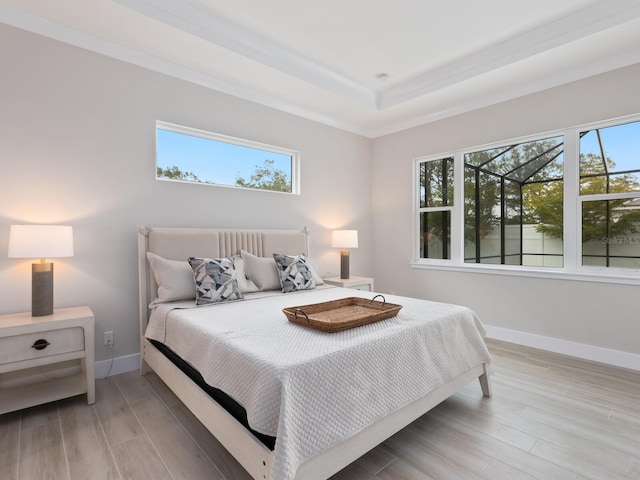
[32,262,53,317]
[340,249,350,279]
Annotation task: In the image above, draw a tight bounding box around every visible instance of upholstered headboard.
[137,226,309,351]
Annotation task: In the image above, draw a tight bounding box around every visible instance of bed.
[137,226,492,480]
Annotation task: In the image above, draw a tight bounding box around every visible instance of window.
[413,115,640,281]
[156,122,299,194]
[464,135,564,267]
[417,157,453,259]
[579,121,640,269]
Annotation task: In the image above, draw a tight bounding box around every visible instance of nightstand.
[324,276,375,292]
[0,306,95,414]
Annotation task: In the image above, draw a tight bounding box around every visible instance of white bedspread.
[145,287,491,480]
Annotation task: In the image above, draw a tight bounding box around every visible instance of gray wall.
[372,63,640,360]
[0,24,373,362]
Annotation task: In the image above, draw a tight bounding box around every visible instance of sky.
[156,122,637,187]
[580,121,639,172]
[156,128,293,186]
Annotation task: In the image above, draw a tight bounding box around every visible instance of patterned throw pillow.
[188,257,244,305]
[273,253,316,293]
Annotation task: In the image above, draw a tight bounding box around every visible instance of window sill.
[410,261,640,285]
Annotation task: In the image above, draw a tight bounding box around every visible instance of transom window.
[156,121,299,194]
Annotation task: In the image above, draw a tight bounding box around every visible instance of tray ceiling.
[2,0,640,137]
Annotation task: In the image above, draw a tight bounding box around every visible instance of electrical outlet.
[104,331,114,346]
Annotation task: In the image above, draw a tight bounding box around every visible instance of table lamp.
[8,225,74,316]
[331,230,358,279]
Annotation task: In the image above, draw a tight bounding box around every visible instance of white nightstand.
[0,306,95,414]
[324,276,375,292]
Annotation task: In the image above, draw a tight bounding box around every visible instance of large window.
[579,121,640,268]
[156,122,299,194]
[417,157,453,259]
[464,135,564,267]
[414,115,640,280]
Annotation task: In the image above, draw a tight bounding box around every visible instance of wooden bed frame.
[137,226,492,480]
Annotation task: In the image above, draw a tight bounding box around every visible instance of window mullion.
[451,152,463,263]
[579,191,640,201]
[563,130,579,272]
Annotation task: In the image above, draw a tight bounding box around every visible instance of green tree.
[157,165,209,183]
[579,153,640,243]
[464,167,501,242]
[522,179,563,239]
[523,153,640,242]
[419,158,453,258]
[235,159,291,192]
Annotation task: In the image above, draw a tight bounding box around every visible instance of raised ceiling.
[2,0,640,137]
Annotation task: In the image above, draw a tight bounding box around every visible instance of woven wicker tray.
[283,295,402,333]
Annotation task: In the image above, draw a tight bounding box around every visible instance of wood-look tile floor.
[2,339,639,480]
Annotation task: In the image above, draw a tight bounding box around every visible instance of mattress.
[148,338,276,450]
[145,287,491,480]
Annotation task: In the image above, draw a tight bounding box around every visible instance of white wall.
[372,63,640,364]
[0,24,373,363]
[1,22,638,372]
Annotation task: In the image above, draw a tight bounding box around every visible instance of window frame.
[415,155,455,261]
[577,121,640,270]
[462,133,565,268]
[412,114,640,285]
[156,121,301,195]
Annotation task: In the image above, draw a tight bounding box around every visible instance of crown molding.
[112,0,376,106]
[0,4,371,137]
[2,1,640,139]
[370,43,640,138]
[113,0,640,112]
[377,0,640,110]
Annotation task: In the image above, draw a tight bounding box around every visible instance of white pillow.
[232,255,259,293]
[146,252,194,304]
[240,250,281,291]
[306,257,324,285]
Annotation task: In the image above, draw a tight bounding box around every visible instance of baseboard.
[95,353,140,379]
[96,330,640,378]
[484,325,640,372]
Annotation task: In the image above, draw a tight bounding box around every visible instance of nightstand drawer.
[0,327,84,364]
[351,285,372,291]
[324,276,375,292]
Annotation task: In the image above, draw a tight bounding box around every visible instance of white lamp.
[8,225,74,317]
[331,230,358,279]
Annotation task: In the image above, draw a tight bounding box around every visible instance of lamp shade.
[331,230,358,249]
[8,225,74,259]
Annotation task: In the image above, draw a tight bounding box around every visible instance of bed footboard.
[293,362,491,480]
[143,339,490,480]
[142,339,273,480]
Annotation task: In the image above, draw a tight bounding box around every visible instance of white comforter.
[145,287,491,480]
